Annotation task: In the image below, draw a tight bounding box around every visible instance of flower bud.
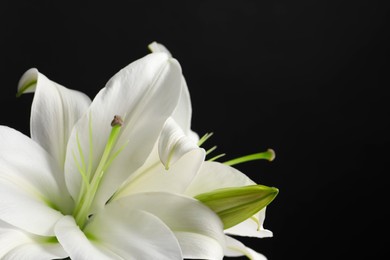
[195,185,278,229]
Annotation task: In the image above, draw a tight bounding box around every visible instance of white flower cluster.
[0,42,277,260]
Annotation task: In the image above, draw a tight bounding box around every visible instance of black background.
[1,1,389,259]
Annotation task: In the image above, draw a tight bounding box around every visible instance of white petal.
[225,208,273,238]
[0,221,27,258]
[148,41,172,57]
[18,68,91,169]
[65,52,182,212]
[224,235,268,260]
[55,216,122,260]
[3,243,67,260]
[185,161,256,197]
[158,117,200,169]
[0,220,67,260]
[85,206,182,260]
[172,78,193,135]
[114,148,205,200]
[149,42,199,141]
[175,232,224,260]
[17,68,38,94]
[0,127,71,236]
[113,192,225,259]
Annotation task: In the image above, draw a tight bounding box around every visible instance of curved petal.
[0,221,29,258]
[173,78,199,142]
[64,52,182,213]
[175,232,224,260]
[17,68,91,169]
[158,117,200,169]
[184,161,256,197]
[148,41,198,141]
[0,127,71,235]
[85,207,182,259]
[148,41,173,57]
[3,243,67,260]
[173,78,192,132]
[224,235,268,260]
[114,148,205,200]
[225,208,273,238]
[55,216,122,260]
[113,192,225,259]
[0,220,67,260]
[16,68,38,94]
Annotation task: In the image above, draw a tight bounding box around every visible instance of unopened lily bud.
[195,185,278,229]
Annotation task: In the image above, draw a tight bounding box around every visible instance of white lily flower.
[149,42,278,259]
[1,52,226,259]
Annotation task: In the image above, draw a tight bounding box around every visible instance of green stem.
[223,149,275,166]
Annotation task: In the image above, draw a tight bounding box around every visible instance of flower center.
[73,115,125,228]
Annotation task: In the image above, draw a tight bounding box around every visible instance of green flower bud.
[195,185,278,229]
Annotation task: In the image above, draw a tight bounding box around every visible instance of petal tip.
[16,68,39,97]
[148,41,172,57]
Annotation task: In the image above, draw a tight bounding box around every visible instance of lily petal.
[149,41,198,141]
[65,52,182,213]
[172,78,193,135]
[158,117,200,169]
[0,126,71,235]
[0,220,67,260]
[3,243,67,260]
[225,208,273,238]
[185,161,255,197]
[114,148,205,199]
[175,232,224,260]
[17,68,91,169]
[113,192,226,260]
[85,206,182,259]
[224,235,267,260]
[55,216,122,260]
[148,41,172,57]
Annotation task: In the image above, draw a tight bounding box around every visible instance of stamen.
[74,115,125,228]
[111,115,124,127]
[197,132,214,146]
[206,145,218,155]
[208,153,226,162]
[223,149,275,166]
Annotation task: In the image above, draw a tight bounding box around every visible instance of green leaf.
[195,185,278,229]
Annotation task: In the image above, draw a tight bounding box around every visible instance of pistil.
[73,115,124,228]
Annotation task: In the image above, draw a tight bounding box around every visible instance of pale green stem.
[205,145,217,155]
[197,132,214,146]
[223,149,275,166]
[208,153,226,162]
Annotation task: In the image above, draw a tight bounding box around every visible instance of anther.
[111,115,124,127]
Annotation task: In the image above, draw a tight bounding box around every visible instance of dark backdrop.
[1,1,389,259]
